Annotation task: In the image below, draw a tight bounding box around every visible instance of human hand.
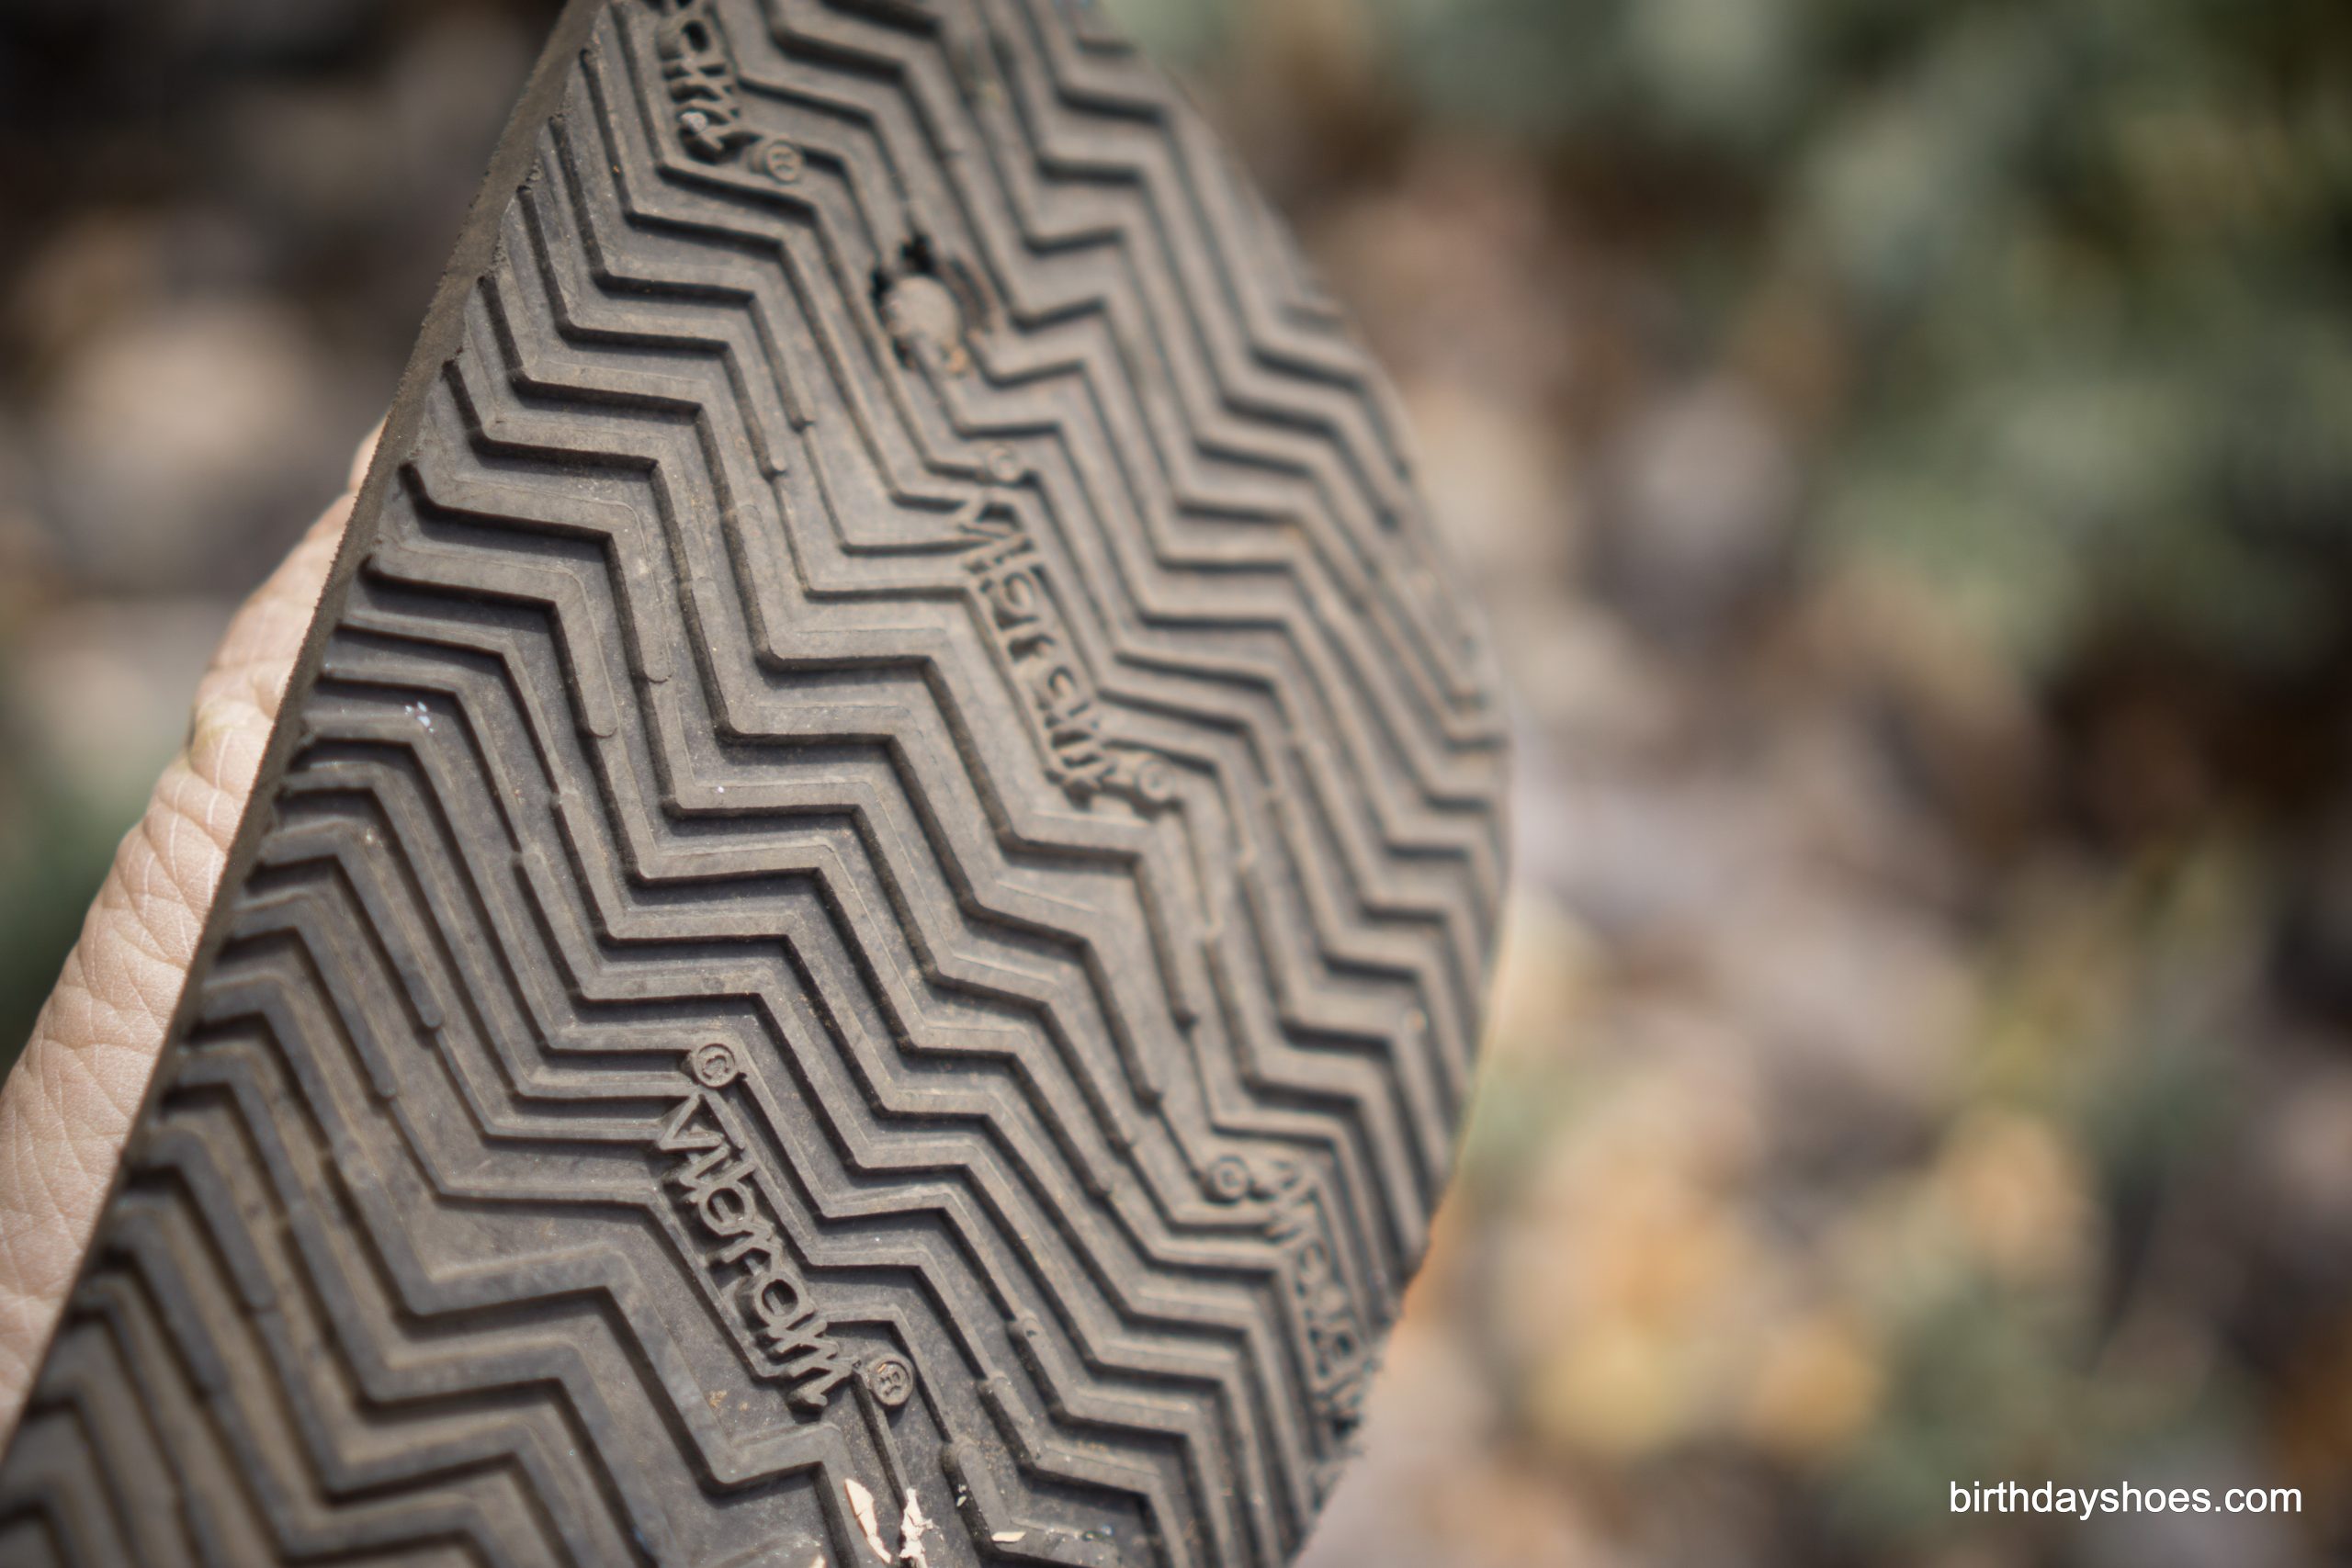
[0,429,374,1440]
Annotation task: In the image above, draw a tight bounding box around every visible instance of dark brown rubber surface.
[0,2,1507,1562]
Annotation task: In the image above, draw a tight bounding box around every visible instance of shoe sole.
[0,3,1507,1562]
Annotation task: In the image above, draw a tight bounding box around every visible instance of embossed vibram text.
[650,1071,854,1413]
[645,0,756,162]
[1268,1172,1374,1450]
[954,491,1169,809]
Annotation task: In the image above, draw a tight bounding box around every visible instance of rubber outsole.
[0,2,1508,1562]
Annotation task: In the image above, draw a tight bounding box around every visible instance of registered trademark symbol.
[1204,1156,1253,1203]
[688,1042,741,1088]
[761,137,804,184]
[866,1356,915,1409]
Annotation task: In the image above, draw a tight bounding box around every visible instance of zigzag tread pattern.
[0,1,1507,1563]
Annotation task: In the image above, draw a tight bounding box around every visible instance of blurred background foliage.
[1125,0,2352,675]
[2,0,2350,1562]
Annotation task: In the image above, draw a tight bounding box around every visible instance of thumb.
[0,426,376,1439]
